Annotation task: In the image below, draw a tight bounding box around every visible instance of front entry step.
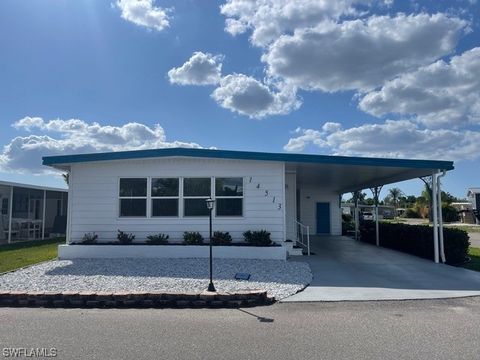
[289,246,303,256]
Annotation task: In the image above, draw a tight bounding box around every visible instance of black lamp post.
[205,197,216,292]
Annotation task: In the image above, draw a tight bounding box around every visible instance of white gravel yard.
[0,258,312,300]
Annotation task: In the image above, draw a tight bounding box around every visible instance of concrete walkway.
[283,236,480,302]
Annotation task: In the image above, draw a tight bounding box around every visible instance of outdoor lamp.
[205,197,216,292]
[206,198,215,210]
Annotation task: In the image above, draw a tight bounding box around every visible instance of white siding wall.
[298,187,341,236]
[284,172,296,240]
[69,157,285,243]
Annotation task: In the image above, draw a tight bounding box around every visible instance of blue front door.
[316,202,330,234]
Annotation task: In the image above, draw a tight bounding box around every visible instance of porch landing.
[283,236,480,302]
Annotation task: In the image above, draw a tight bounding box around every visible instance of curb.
[0,290,275,309]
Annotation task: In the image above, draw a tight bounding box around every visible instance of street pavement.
[1,297,480,360]
[469,232,480,247]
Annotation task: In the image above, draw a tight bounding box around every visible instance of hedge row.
[360,222,470,265]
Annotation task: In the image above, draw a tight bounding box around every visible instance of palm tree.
[62,173,69,185]
[388,187,404,210]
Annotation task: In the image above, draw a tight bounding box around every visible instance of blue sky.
[0,0,479,199]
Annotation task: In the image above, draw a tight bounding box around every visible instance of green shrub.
[442,205,459,223]
[360,222,469,264]
[211,231,233,245]
[405,208,421,218]
[146,233,169,245]
[183,231,204,245]
[81,232,98,244]
[243,230,272,246]
[117,230,135,244]
[342,214,355,235]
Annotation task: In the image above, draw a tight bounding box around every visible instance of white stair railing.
[294,220,310,256]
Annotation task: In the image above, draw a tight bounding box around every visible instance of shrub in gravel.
[183,231,203,245]
[243,230,272,246]
[81,232,98,244]
[146,233,169,245]
[117,230,135,244]
[211,231,232,245]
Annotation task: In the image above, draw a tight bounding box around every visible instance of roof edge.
[42,148,454,171]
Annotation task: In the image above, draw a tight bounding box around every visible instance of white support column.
[437,171,446,263]
[66,170,73,245]
[41,190,46,240]
[370,186,382,247]
[432,172,439,263]
[7,185,13,244]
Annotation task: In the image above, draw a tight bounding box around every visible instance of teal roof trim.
[42,148,454,171]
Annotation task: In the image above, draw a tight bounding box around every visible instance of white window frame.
[115,176,246,219]
[183,177,212,217]
[118,177,148,218]
[151,177,180,218]
[214,177,244,217]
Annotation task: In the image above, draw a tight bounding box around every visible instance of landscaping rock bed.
[0,258,312,302]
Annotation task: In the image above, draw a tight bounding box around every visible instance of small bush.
[360,222,469,265]
[342,214,355,235]
[81,232,98,244]
[405,208,421,218]
[146,233,169,245]
[243,230,272,246]
[117,230,135,244]
[183,231,204,245]
[442,205,459,223]
[211,231,233,245]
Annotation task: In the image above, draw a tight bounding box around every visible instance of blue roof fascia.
[42,148,454,171]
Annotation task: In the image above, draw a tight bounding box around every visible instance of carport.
[288,155,454,264]
[283,236,480,302]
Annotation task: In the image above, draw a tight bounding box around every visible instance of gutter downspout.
[437,170,447,263]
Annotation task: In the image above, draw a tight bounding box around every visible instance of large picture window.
[184,178,211,216]
[151,178,179,217]
[119,178,147,217]
[215,177,243,216]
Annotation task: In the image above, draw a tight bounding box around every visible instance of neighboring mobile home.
[42,148,454,260]
[0,180,68,244]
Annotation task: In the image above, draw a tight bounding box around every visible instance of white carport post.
[352,191,360,241]
[437,170,447,263]
[432,172,439,263]
[370,186,382,247]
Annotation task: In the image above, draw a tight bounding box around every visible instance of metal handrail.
[294,220,310,256]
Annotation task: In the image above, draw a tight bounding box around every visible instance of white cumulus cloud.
[359,47,480,127]
[211,74,301,118]
[284,120,480,161]
[168,52,223,86]
[263,13,467,92]
[1,117,204,174]
[115,0,171,31]
[220,0,377,47]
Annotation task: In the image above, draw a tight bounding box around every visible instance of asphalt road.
[469,232,480,247]
[1,298,480,360]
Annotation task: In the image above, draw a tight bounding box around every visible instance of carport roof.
[43,148,454,192]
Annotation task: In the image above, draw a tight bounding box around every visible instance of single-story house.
[467,188,480,224]
[42,148,453,261]
[341,203,396,220]
[0,180,68,244]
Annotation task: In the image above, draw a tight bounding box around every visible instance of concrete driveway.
[283,236,480,302]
